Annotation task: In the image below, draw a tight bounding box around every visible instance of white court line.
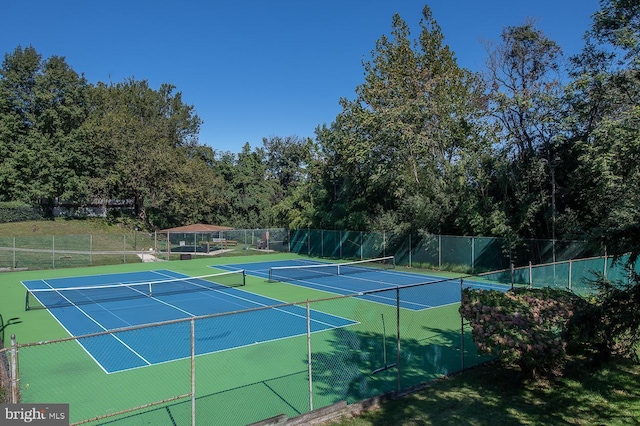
[251,266,454,311]
[150,270,348,329]
[38,279,153,369]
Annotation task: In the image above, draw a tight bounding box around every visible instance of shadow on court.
[91,321,488,426]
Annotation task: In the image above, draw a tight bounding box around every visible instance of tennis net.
[25,270,246,310]
[268,256,395,282]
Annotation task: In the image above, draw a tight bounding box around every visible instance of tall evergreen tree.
[315,6,486,233]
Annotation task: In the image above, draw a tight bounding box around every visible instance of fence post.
[191,318,195,426]
[569,260,573,291]
[460,278,465,371]
[383,231,386,259]
[396,287,401,393]
[511,263,515,289]
[471,237,475,271]
[529,261,533,288]
[306,301,313,412]
[52,235,55,269]
[10,334,19,403]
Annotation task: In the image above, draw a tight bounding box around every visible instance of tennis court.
[6,254,498,424]
[218,257,505,310]
[21,269,356,373]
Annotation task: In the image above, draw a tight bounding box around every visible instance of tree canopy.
[1,0,639,264]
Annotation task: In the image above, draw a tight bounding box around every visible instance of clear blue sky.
[2,1,600,154]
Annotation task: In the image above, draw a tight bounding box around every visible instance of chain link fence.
[478,254,638,295]
[289,229,602,272]
[0,227,603,273]
[162,228,290,255]
[0,233,157,270]
[0,229,292,270]
[3,277,491,425]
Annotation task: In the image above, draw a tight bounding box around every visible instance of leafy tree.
[592,0,640,67]
[213,143,277,228]
[315,6,486,233]
[0,46,90,208]
[564,0,640,258]
[82,79,205,227]
[262,135,317,227]
[262,135,314,194]
[484,22,565,242]
[561,0,640,368]
[147,145,229,228]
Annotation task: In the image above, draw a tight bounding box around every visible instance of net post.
[10,334,19,403]
[24,291,29,311]
[242,270,246,286]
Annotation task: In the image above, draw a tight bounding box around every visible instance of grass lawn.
[325,358,640,425]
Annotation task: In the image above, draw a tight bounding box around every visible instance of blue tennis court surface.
[218,259,507,310]
[22,269,355,373]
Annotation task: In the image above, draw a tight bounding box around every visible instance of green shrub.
[460,287,585,377]
[0,202,42,223]
[567,274,640,364]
